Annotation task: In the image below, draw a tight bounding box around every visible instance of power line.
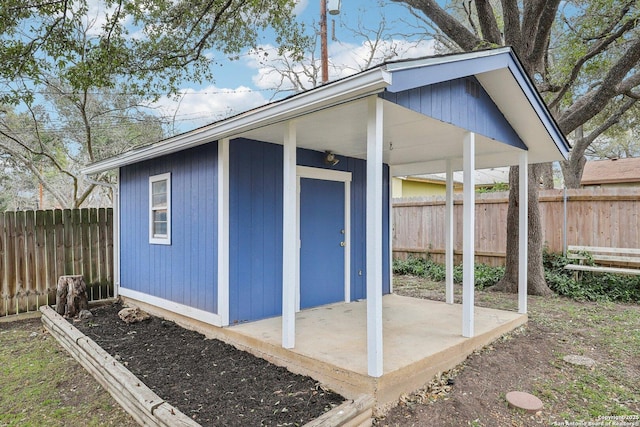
[0,86,293,96]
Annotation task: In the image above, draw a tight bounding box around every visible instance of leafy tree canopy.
[0,0,306,208]
[0,0,307,104]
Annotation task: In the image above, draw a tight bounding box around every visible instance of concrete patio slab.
[127,294,526,411]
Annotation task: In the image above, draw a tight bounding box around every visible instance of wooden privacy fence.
[0,208,113,316]
[393,187,640,266]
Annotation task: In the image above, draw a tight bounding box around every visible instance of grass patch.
[390,275,640,423]
[0,318,135,427]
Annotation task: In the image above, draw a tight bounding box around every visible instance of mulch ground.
[71,302,344,426]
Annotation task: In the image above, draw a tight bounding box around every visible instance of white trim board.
[119,287,222,327]
[297,166,352,182]
[217,139,230,326]
[148,172,172,245]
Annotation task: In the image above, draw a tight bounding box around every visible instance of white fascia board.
[83,68,392,176]
[384,47,512,72]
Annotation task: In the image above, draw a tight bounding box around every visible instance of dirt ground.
[376,276,640,427]
[72,302,344,426]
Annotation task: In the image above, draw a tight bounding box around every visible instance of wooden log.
[55,275,88,317]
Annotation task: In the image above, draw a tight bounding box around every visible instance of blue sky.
[150,0,435,134]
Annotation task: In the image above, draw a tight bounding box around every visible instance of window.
[149,173,171,245]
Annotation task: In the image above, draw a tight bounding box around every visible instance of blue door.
[299,178,345,309]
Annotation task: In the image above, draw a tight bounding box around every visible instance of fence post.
[563,187,568,256]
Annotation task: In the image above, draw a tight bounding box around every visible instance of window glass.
[149,173,171,244]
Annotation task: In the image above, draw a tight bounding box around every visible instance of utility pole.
[320,0,328,83]
[321,0,341,84]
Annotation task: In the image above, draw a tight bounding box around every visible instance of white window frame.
[149,173,171,245]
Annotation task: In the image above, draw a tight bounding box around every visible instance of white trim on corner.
[149,172,171,245]
[113,172,121,298]
[344,181,351,303]
[295,175,301,312]
[119,287,222,327]
[296,166,352,305]
[217,139,230,326]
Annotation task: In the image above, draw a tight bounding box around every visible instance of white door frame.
[296,165,352,311]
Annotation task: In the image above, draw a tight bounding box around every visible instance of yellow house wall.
[392,178,446,198]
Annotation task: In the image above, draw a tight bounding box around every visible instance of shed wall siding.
[120,143,218,314]
[382,76,526,149]
[229,139,284,324]
[229,139,391,324]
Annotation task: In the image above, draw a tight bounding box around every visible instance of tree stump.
[55,275,89,318]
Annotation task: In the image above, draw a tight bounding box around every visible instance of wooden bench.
[565,245,640,276]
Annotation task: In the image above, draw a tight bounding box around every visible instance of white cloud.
[330,39,437,78]
[150,38,436,134]
[151,85,269,133]
[293,0,310,15]
[83,0,117,35]
[245,38,436,91]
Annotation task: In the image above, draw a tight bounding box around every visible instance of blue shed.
[84,47,569,377]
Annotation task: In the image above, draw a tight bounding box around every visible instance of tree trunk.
[561,155,587,189]
[540,161,555,189]
[55,275,89,317]
[492,165,553,295]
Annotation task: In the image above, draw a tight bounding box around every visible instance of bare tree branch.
[558,36,640,134]
[500,0,522,47]
[474,0,502,44]
[549,17,637,109]
[391,0,481,50]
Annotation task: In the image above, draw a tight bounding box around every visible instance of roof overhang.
[83,47,569,178]
[83,67,392,175]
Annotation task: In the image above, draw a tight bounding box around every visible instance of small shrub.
[543,249,640,303]
[394,251,640,304]
[393,256,503,289]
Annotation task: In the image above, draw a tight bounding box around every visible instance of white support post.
[113,170,121,298]
[366,96,384,377]
[518,151,528,314]
[217,139,230,326]
[462,132,475,338]
[388,171,394,294]
[282,122,297,349]
[445,159,454,304]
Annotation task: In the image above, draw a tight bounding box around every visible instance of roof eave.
[83,67,392,175]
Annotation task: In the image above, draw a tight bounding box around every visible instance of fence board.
[53,209,66,292]
[14,211,26,313]
[1,208,114,316]
[63,209,73,275]
[393,187,640,265]
[98,208,108,299]
[25,211,37,311]
[72,209,82,275]
[80,209,91,287]
[87,209,98,299]
[106,208,114,286]
[35,211,47,308]
[0,214,5,314]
